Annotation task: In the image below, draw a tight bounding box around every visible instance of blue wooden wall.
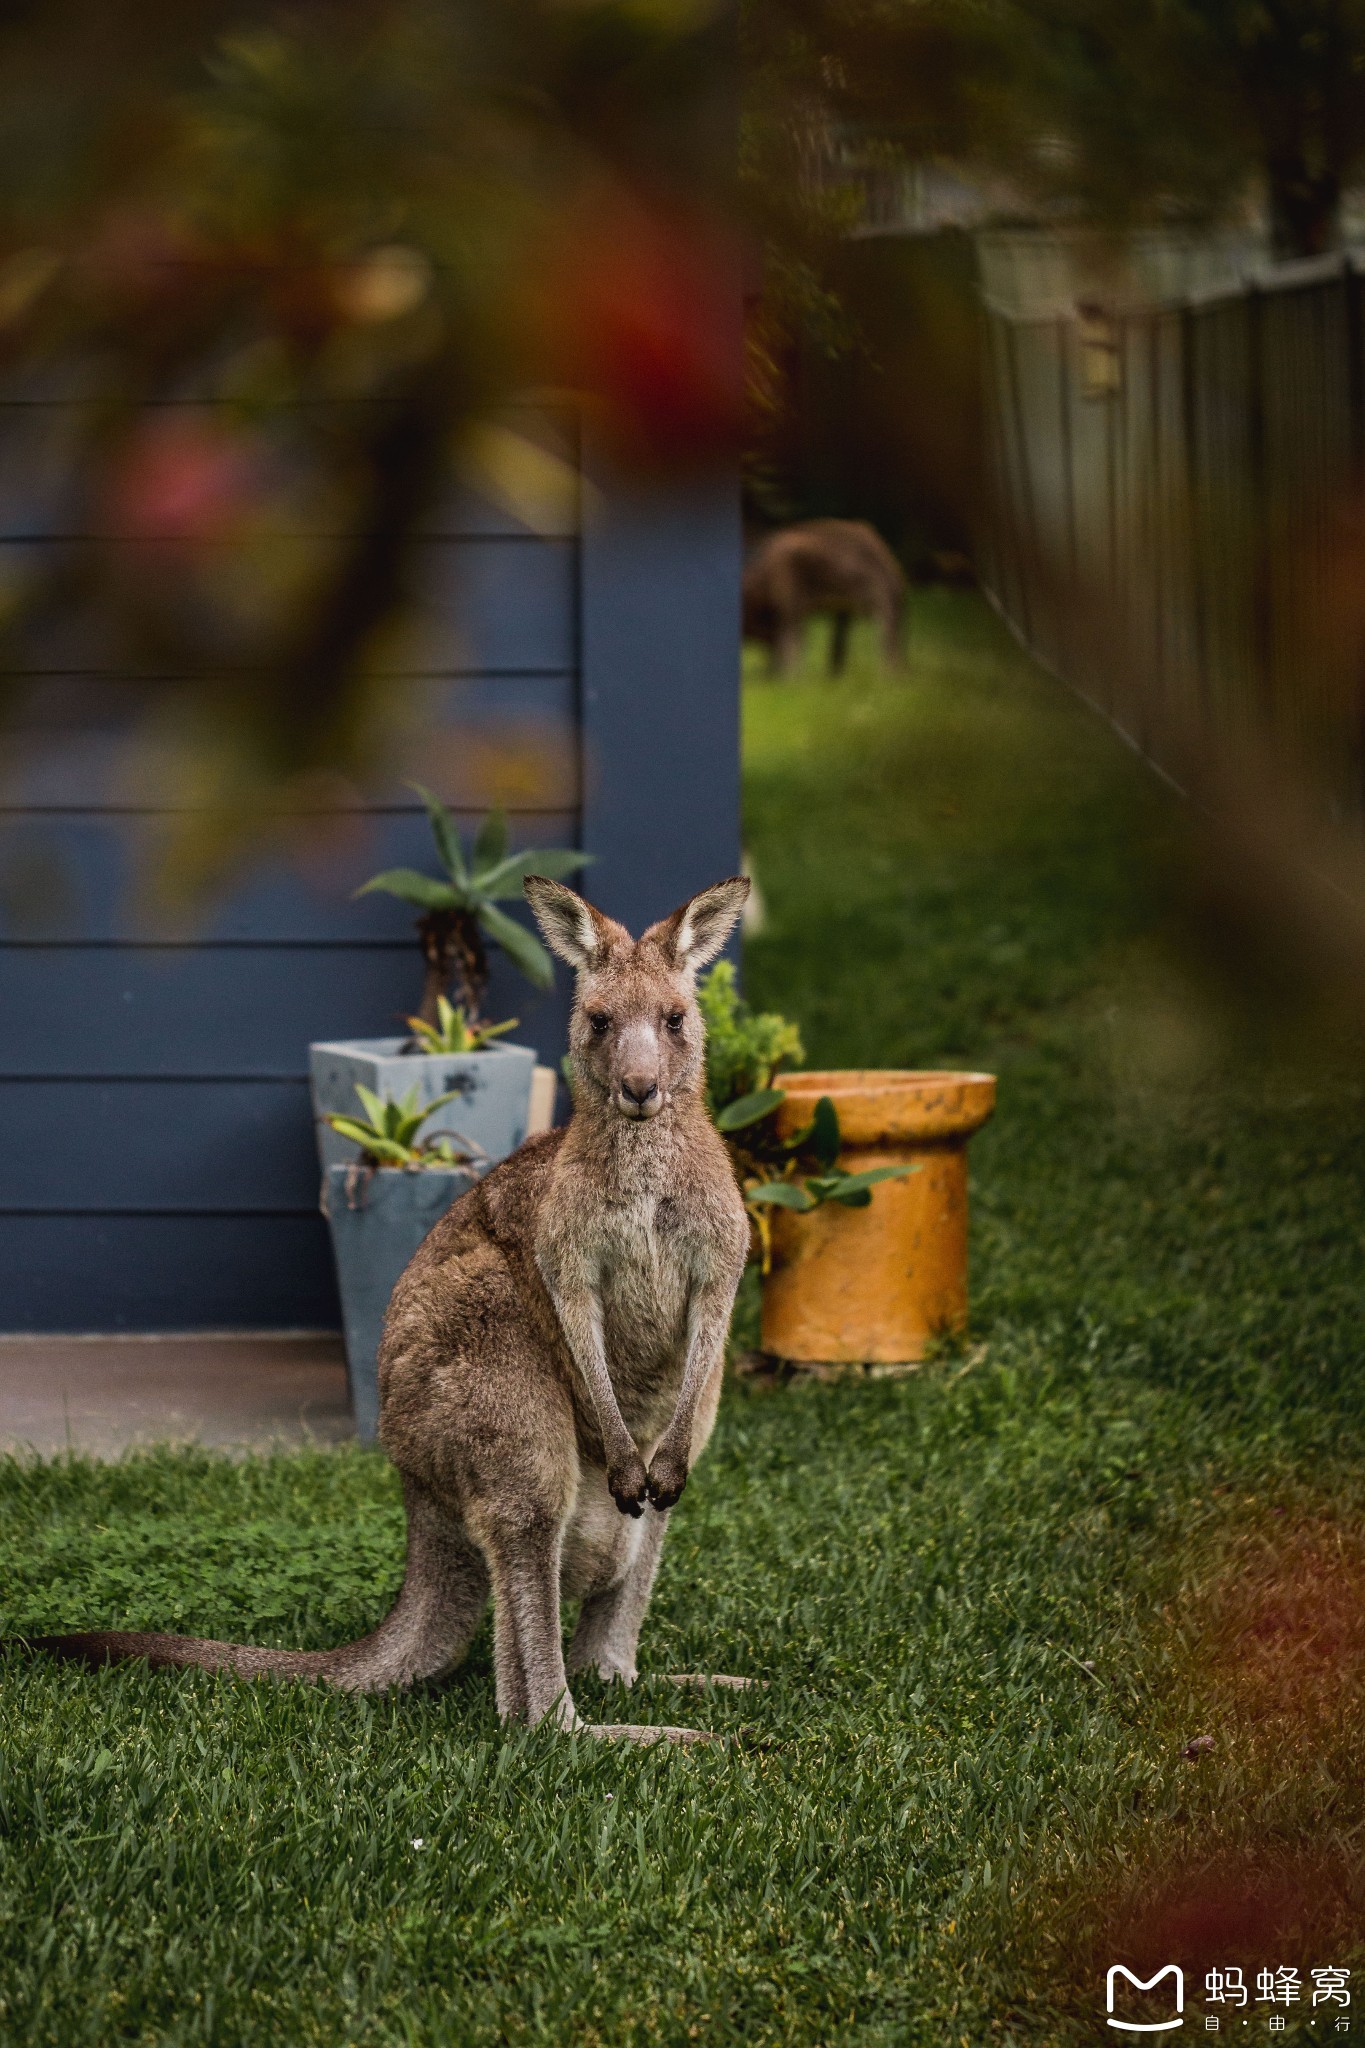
[0,408,739,1330]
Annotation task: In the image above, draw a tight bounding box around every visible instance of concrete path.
[0,1333,354,1459]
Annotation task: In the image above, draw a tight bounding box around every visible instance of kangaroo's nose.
[621,1077,658,1106]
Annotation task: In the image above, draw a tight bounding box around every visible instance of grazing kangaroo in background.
[743,517,907,676]
[19,877,753,1744]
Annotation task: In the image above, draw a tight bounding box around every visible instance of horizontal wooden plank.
[0,805,581,942]
[1,674,580,811]
[0,1213,340,1331]
[415,537,577,675]
[0,400,579,540]
[0,533,577,677]
[0,1078,327,1210]
[0,946,570,1075]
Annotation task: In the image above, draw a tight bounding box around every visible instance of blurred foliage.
[0,0,738,887]
[996,0,1365,258]
[743,0,1365,412]
[4,0,1361,901]
[739,0,1017,504]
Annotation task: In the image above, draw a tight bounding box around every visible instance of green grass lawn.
[4,593,1364,2046]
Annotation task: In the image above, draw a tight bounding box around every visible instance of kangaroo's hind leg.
[481,1511,718,1745]
[479,1508,580,1730]
[568,1507,669,1686]
[325,1475,490,1691]
[571,1512,758,1698]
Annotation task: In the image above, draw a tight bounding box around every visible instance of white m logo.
[1106,1964,1185,2032]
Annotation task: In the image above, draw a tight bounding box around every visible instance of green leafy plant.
[696,966,913,1263]
[743,1094,915,1213]
[697,960,804,1118]
[403,996,519,1055]
[356,789,593,1028]
[323,1085,484,1171]
[732,1088,916,1269]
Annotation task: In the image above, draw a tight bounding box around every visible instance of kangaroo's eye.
[665,1011,685,1034]
[587,1011,611,1036]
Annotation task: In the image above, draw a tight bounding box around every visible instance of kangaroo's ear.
[645,876,750,974]
[523,876,628,969]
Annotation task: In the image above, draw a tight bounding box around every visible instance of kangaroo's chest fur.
[537,1109,741,1445]
[556,1181,722,1603]
[594,1189,693,1411]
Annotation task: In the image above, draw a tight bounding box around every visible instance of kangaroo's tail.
[8,1479,490,1694]
[14,1629,378,1685]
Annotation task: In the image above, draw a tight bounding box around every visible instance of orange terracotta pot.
[759,1070,996,1366]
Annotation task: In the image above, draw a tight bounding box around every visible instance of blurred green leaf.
[808,1095,841,1172]
[479,901,554,988]
[406,1000,519,1052]
[353,1084,389,1132]
[746,1180,816,1211]
[827,1163,917,1200]
[697,961,804,1119]
[410,786,468,889]
[324,1121,413,1165]
[471,806,508,876]
[479,845,594,900]
[716,1087,787,1132]
[326,1082,474,1168]
[353,869,458,911]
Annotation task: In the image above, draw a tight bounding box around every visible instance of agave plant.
[356,788,593,1026]
[404,996,520,1055]
[323,1084,485,1170]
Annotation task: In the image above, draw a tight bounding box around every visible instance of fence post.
[1246,279,1274,724]
[1115,311,1135,737]
[986,311,1031,643]
[1180,299,1209,736]
[1345,256,1365,820]
[1057,314,1077,678]
[1003,317,1042,656]
[1148,314,1165,747]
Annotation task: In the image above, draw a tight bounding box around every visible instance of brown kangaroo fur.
[743,517,906,675]
[19,877,753,1744]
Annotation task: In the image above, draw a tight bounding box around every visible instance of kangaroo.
[743,517,907,676]
[17,876,754,1743]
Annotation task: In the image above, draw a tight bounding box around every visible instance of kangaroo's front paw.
[645,1448,688,1511]
[607,1453,649,1517]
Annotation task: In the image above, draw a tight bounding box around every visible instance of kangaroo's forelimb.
[644,1278,733,1509]
[540,1268,649,1516]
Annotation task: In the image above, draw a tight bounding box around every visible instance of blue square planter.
[322,1162,473,1442]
